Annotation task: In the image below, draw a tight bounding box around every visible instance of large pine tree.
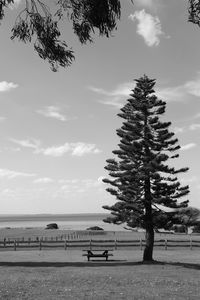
[103,75,190,262]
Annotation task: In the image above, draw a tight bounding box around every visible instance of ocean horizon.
[0,213,126,231]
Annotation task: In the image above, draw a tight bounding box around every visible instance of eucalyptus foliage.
[0,0,198,71]
[0,0,121,71]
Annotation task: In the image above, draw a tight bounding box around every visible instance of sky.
[0,0,200,214]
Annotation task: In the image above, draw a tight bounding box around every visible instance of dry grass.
[0,229,199,299]
[0,249,199,299]
[0,227,145,241]
[1,227,200,241]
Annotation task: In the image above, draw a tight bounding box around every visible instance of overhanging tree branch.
[0,0,122,71]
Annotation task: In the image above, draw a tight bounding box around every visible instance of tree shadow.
[152,260,200,271]
[0,260,199,270]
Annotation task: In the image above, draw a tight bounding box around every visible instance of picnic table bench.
[82,249,113,261]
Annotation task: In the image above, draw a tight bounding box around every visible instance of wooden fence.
[0,237,200,251]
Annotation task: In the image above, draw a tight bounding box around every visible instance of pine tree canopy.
[103,75,190,231]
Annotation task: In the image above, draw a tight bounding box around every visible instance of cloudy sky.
[0,0,200,214]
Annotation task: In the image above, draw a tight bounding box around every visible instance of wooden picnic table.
[82,249,113,261]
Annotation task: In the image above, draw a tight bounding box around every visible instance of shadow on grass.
[0,260,199,270]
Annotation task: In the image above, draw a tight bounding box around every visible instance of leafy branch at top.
[0,0,14,20]
[11,0,74,72]
[1,0,121,71]
[188,0,200,25]
[0,0,199,71]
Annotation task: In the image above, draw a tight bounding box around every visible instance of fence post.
[14,240,16,251]
[90,239,92,250]
[115,239,117,250]
[140,238,142,250]
[3,238,6,248]
[39,239,42,250]
[190,237,192,250]
[64,239,67,250]
[165,239,167,250]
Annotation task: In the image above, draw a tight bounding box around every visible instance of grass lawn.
[0,249,199,299]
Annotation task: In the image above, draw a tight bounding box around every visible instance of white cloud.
[58,179,78,184]
[0,168,35,179]
[90,72,200,106]
[180,176,198,184]
[9,138,40,151]
[58,177,104,187]
[173,124,200,134]
[182,72,200,99]
[135,0,154,8]
[10,138,101,157]
[156,86,184,102]
[184,73,200,97]
[80,178,105,189]
[89,82,133,97]
[189,124,200,130]
[180,143,196,151]
[0,117,6,122]
[71,143,101,156]
[172,124,200,134]
[134,0,162,11]
[0,81,18,92]
[40,143,71,157]
[173,127,185,134]
[89,82,133,108]
[106,83,133,97]
[37,106,67,122]
[156,73,200,102]
[34,177,54,183]
[42,142,101,157]
[90,80,183,106]
[58,177,105,195]
[129,10,165,47]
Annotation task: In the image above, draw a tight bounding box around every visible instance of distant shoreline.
[0,213,123,232]
[0,213,109,222]
[0,213,108,217]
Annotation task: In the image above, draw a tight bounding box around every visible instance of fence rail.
[0,237,200,251]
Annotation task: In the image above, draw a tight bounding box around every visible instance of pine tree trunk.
[143,222,154,261]
[143,195,154,261]
[143,159,154,261]
[143,106,154,262]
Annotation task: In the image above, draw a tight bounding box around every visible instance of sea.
[0,214,126,231]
